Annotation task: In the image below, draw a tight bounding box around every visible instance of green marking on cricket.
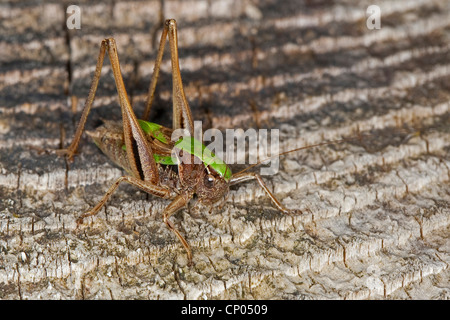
[174,135,232,181]
[123,120,232,181]
[137,119,168,144]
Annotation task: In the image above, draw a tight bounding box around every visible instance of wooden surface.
[0,0,449,299]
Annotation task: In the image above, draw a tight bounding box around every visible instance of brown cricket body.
[86,120,231,205]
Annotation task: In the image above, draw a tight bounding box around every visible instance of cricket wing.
[87,121,177,174]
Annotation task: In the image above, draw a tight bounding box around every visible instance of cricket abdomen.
[86,121,135,175]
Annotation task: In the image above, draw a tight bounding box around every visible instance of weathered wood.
[0,0,449,299]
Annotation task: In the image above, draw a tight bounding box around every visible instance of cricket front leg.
[162,193,193,265]
[230,172,302,215]
[77,175,170,224]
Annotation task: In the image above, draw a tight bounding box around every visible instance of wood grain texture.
[0,0,449,299]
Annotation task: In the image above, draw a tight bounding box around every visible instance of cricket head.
[174,136,232,205]
[195,166,230,205]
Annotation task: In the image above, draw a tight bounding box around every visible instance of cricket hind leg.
[56,38,159,184]
[230,172,303,215]
[54,40,108,161]
[142,19,194,135]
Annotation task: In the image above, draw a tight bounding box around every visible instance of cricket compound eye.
[204,174,215,188]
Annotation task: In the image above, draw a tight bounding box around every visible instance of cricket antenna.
[233,137,355,176]
[234,126,425,176]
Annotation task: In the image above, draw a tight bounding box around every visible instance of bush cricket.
[55,19,352,264]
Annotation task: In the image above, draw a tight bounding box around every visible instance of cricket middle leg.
[77,175,171,224]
